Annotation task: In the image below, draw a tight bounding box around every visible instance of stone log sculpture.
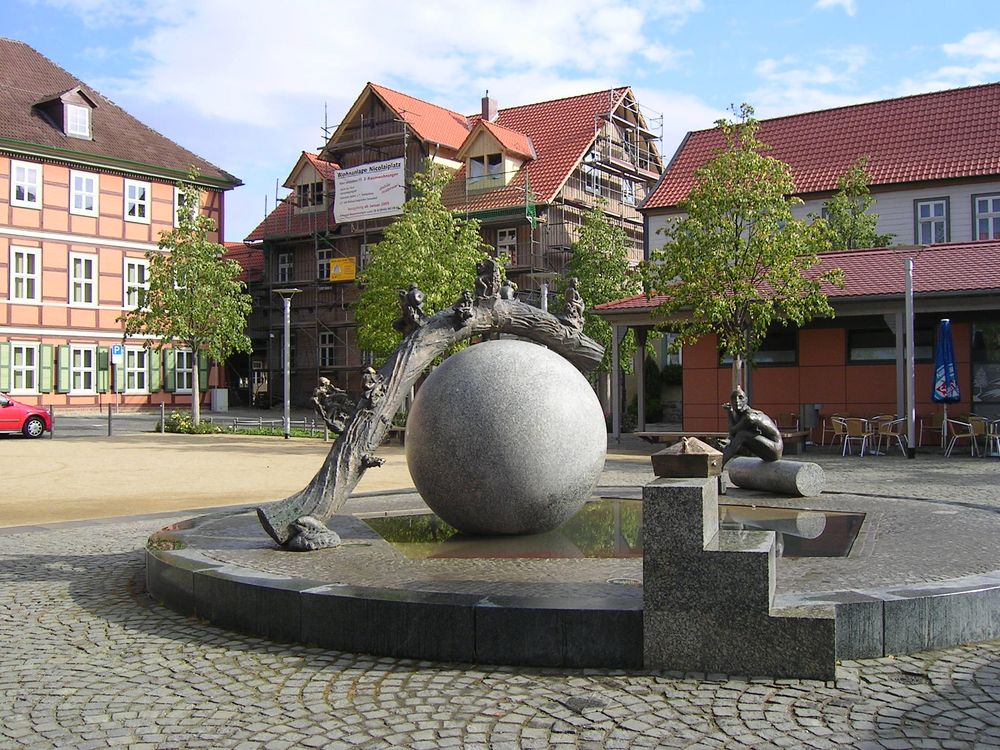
[257,275,604,549]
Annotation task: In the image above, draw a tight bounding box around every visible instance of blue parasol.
[932,318,961,446]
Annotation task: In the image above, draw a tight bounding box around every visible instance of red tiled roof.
[369,83,471,150]
[244,197,337,242]
[223,242,263,283]
[0,38,240,188]
[304,152,338,180]
[594,241,1000,312]
[644,82,1000,210]
[476,120,536,160]
[443,87,630,213]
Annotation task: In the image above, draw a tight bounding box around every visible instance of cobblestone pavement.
[4,516,1000,749]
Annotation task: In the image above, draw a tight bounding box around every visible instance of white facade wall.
[793,179,1000,245]
[647,178,1000,254]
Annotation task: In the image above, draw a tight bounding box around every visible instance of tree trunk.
[191,351,201,427]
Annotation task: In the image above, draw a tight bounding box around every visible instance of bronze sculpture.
[721,385,783,466]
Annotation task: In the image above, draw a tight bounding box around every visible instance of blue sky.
[5,0,1000,242]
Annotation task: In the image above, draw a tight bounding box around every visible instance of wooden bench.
[386,425,406,445]
[634,429,811,454]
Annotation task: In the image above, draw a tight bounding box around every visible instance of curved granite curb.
[146,498,1000,668]
[145,508,642,669]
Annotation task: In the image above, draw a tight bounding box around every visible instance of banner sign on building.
[329,257,357,282]
[333,158,405,223]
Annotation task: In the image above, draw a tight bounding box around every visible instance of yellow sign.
[329,257,357,282]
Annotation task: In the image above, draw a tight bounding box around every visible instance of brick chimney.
[482,92,497,122]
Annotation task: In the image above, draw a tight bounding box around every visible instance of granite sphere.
[405,339,607,535]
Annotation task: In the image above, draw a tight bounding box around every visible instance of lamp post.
[273,288,301,439]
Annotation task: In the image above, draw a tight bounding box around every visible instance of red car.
[0,393,52,438]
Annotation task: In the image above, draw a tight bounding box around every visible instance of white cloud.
[942,29,1000,59]
[35,0,705,239]
[894,30,1000,96]
[747,47,873,117]
[812,0,856,16]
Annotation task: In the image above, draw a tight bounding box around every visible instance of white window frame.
[974,193,1000,241]
[124,179,151,224]
[319,331,339,368]
[10,342,39,394]
[124,347,148,393]
[296,181,325,209]
[174,186,200,226]
[359,244,370,272]
[915,198,948,244]
[70,170,99,217]
[175,349,193,393]
[65,103,91,138]
[10,246,41,303]
[582,150,601,196]
[124,258,149,310]
[621,178,636,206]
[70,345,97,394]
[11,160,42,208]
[69,252,98,307]
[317,248,335,280]
[277,252,294,283]
[496,228,517,261]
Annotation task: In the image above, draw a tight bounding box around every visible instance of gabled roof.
[223,242,263,283]
[459,119,536,161]
[283,152,338,188]
[326,82,472,153]
[0,38,240,188]
[594,241,1000,314]
[643,82,1000,211]
[35,85,98,109]
[244,197,336,242]
[443,87,631,213]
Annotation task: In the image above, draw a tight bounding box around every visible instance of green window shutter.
[56,345,71,393]
[198,351,209,388]
[149,349,162,392]
[39,344,53,393]
[0,343,10,392]
[164,349,176,392]
[97,347,109,393]
[114,358,125,393]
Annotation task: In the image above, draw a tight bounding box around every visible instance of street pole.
[905,258,916,459]
[274,288,301,440]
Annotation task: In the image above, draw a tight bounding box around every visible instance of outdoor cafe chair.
[842,417,874,457]
[875,417,907,457]
[945,418,980,457]
[823,415,846,447]
[918,412,945,448]
[987,419,1000,458]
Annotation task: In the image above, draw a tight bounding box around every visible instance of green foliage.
[815,156,894,250]
[661,363,683,386]
[355,164,490,361]
[120,170,252,425]
[643,104,844,388]
[157,410,224,434]
[559,204,644,373]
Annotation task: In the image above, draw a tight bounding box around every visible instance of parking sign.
[111,343,124,364]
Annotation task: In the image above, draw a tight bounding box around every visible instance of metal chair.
[775,412,800,431]
[919,411,945,448]
[875,417,907,456]
[987,419,1000,458]
[822,414,846,447]
[945,418,979,457]
[842,417,874,456]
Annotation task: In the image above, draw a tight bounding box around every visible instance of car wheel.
[23,416,45,439]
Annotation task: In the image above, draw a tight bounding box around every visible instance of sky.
[5,0,1000,242]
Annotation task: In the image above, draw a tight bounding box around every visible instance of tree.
[355,163,490,360]
[817,156,894,250]
[643,104,844,390]
[120,173,252,426]
[559,203,644,374]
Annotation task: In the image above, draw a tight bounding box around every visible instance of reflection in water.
[362,501,863,560]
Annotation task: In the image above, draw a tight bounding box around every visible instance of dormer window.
[297,181,324,209]
[470,153,503,182]
[65,103,91,138]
